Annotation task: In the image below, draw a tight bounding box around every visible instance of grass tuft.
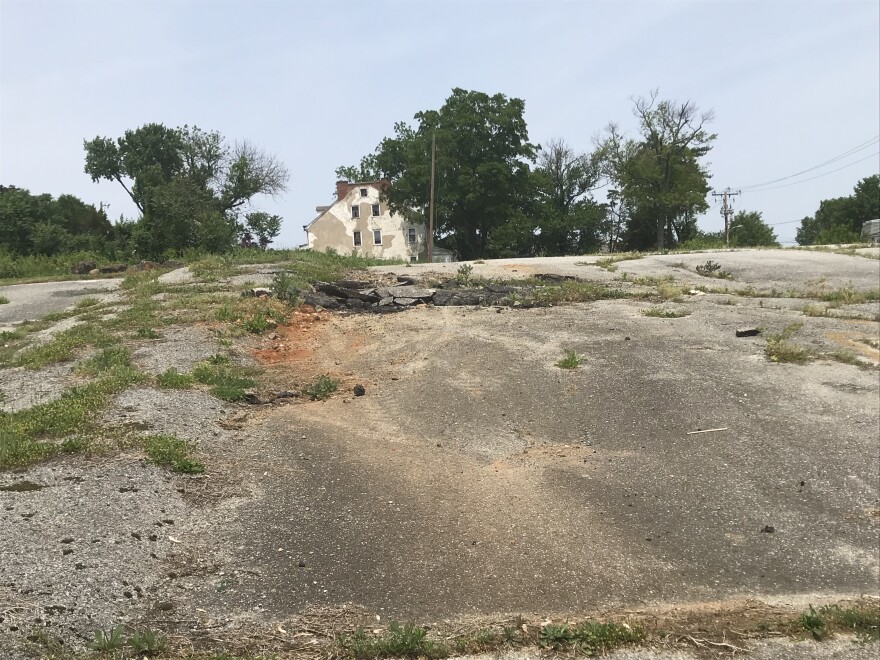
[765,323,812,364]
[641,307,690,318]
[556,349,584,369]
[192,359,259,402]
[143,434,204,474]
[302,374,339,400]
[0,295,9,305]
[156,368,195,389]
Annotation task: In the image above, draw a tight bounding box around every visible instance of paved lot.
[1,250,878,657]
[0,278,120,330]
[373,248,880,294]
[193,297,879,620]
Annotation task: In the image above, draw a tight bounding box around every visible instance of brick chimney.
[336,180,352,201]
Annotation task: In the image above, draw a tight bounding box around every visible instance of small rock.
[60,537,74,544]
[62,548,73,556]
[75,563,85,570]
[242,393,261,405]
[131,532,141,541]
[761,525,775,533]
[353,384,366,397]
[736,327,761,338]
[298,560,306,568]
[393,297,418,306]
[156,601,174,612]
[274,390,298,399]
[124,591,133,599]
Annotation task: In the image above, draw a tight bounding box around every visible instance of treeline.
[0,186,121,257]
[1,124,288,264]
[796,175,879,245]
[337,87,779,259]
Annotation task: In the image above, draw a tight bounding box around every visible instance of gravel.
[130,326,222,375]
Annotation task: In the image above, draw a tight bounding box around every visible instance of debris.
[70,260,96,274]
[242,393,261,405]
[761,525,775,533]
[274,390,298,399]
[353,384,366,397]
[241,288,272,298]
[736,327,761,337]
[168,536,181,544]
[688,289,707,296]
[98,263,128,273]
[686,427,728,435]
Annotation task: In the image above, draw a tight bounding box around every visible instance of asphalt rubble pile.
[297,273,579,312]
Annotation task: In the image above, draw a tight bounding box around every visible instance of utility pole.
[712,188,741,247]
[99,201,110,215]
[428,133,436,263]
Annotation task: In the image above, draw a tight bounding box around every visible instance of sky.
[1,0,878,248]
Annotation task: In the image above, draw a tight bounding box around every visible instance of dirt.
[1,251,878,657]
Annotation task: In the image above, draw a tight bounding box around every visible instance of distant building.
[304,181,427,262]
[861,219,880,245]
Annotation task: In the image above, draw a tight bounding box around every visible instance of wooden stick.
[686,427,728,435]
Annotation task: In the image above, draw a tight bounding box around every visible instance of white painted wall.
[306,184,426,261]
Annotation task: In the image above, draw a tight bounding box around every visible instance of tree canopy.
[84,124,289,258]
[796,175,879,245]
[597,91,716,250]
[0,186,112,256]
[729,210,778,247]
[338,88,538,259]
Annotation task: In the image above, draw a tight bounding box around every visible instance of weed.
[765,323,812,364]
[75,296,101,309]
[820,604,880,640]
[143,435,204,474]
[87,624,126,652]
[556,349,584,369]
[0,295,9,304]
[136,326,161,339]
[695,260,732,279]
[456,263,474,285]
[474,259,486,264]
[571,621,643,654]
[303,374,338,400]
[595,252,644,271]
[539,624,573,649]
[206,353,231,365]
[641,307,690,318]
[14,322,118,370]
[75,345,133,376]
[272,270,301,304]
[339,622,446,659]
[798,605,826,640]
[192,360,259,402]
[127,628,167,656]
[156,368,195,389]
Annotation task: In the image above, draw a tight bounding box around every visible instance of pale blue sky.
[1,0,878,247]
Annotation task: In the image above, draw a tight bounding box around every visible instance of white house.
[304,181,427,261]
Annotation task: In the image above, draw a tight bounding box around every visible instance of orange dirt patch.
[251,306,330,367]
[824,330,880,363]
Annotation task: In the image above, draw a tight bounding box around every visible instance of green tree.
[341,88,538,259]
[796,175,879,245]
[242,212,283,249]
[531,139,604,255]
[599,90,716,250]
[728,210,778,247]
[84,124,289,258]
[0,186,111,256]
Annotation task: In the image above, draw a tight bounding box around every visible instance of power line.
[742,152,879,192]
[735,135,879,190]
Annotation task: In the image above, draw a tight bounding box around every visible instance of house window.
[360,188,368,197]
[410,256,418,262]
[371,203,380,217]
[373,229,382,245]
[407,227,417,244]
[353,231,362,247]
[351,205,360,219]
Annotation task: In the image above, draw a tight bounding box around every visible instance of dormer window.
[351,205,360,219]
[360,188,368,197]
